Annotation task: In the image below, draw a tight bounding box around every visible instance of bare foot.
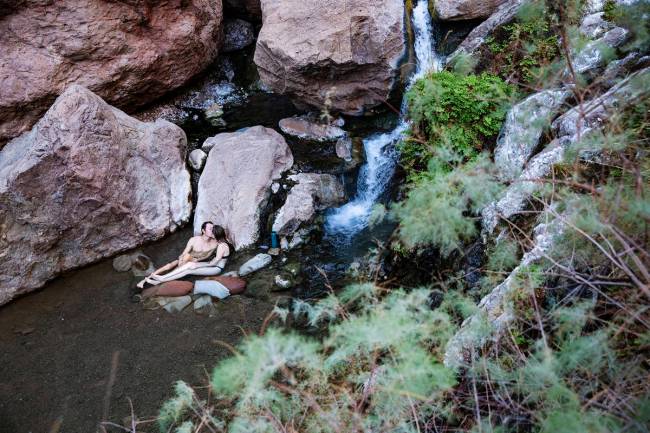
[136,279,147,289]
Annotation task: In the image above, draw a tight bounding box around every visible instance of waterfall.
[325,0,443,238]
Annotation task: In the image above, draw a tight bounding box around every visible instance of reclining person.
[136,223,231,288]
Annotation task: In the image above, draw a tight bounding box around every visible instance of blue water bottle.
[271,231,279,249]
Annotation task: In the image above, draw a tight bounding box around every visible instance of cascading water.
[325,0,443,238]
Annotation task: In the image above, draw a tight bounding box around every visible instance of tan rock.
[0,85,192,305]
[194,126,294,249]
[0,0,223,146]
[435,0,508,21]
[254,0,406,115]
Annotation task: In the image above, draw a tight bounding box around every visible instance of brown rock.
[254,0,406,115]
[278,116,347,142]
[0,0,223,146]
[435,0,508,21]
[194,126,294,249]
[0,85,192,305]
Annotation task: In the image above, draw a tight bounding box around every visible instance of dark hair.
[200,221,214,234]
[212,224,234,252]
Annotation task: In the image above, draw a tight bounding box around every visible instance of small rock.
[284,261,301,276]
[335,137,353,161]
[189,149,207,171]
[112,254,133,272]
[239,253,273,276]
[158,296,192,313]
[268,247,280,256]
[204,103,226,127]
[280,237,289,250]
[222,18,255,52]
[193,295,213,310]
[274,275,292,289]
[271,182,280,194]
[130,253,155,277]
[222,271,239,277]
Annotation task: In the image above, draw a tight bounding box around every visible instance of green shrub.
[400,71,513,178]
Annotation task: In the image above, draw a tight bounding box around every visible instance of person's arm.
[205,243,228,267]
[179,238,194,261]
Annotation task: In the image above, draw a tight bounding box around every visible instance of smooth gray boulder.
[194,126,294,249]
[189,149,208,171]
[0,85,191,305]
[494,89,570,181]
[272,173,346,237]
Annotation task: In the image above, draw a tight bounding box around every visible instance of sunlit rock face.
[254,0,406,115]
[0,0,223,146]
[0,85,192,305]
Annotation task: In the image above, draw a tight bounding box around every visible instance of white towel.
[193,280,231,299]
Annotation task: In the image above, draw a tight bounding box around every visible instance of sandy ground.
[0,228,283,433]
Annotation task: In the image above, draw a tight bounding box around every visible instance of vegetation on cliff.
[156,1,649,432]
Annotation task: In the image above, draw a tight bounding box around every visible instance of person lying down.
[136,222,232,289]
[136,275,246,300]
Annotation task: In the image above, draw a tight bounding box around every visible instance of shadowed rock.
[0,85,192,305]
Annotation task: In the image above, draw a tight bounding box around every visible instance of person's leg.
[152,263,223,283]
[136,258,182,289]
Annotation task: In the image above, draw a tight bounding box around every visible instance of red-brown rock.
[0,0,223,146]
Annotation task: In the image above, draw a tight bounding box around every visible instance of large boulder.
[272,173,346,236]
[435,0,509,21]
[494,88,570,181]
[194,126,294,249]
[0,0,223,146]
[254,0,406,115]
[0,85,192,305]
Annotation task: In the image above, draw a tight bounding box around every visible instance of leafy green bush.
[399,71,513,178]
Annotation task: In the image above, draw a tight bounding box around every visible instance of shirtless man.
[136,221,220,289]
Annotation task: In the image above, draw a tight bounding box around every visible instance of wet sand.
[0,229,280,433]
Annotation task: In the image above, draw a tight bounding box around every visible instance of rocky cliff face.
[0,0,223,146]
[0,85,192,305]
[254,0,406,115]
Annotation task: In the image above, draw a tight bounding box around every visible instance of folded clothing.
[193,280,231,299]
[203,275,246,295]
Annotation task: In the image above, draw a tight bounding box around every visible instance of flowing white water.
[325,0,443,238]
